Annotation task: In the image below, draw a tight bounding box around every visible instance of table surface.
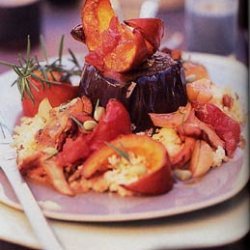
[0,1,249,249]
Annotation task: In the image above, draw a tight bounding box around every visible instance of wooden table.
[0,1,248,249]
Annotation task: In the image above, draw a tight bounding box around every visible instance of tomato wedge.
[22,78,79,117]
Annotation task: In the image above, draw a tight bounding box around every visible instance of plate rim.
[0,52,248,222]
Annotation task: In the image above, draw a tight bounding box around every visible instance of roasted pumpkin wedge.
[81,134,173,195]
[81,0,164,73]
[82,0,115,51]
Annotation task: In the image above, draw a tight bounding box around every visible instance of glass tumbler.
[185,0,239,55]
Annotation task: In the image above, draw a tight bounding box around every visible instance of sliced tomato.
[56,99,131,167]
[22,78,79,117]
[89,98,132,151]
[194,103,241,157]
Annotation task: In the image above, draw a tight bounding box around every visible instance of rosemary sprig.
[30,73,62,85]
[69,115,83,128]
[40,35,49,64]
[25,35,31,73]
[105,142,131,163]
[0,60,16,68]
[58,35,64,66]
[0,122,6,139]
[0,35,82,102]
[43,147,59,160]
[68,48,81,71]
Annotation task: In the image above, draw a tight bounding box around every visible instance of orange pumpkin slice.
[81,134,173,195]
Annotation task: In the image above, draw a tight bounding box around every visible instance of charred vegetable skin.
[76,0,164,73]
[81,134,173,196]
[73,0,187,130]
[80,52,187,131]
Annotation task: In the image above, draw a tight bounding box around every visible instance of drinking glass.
[185,0,239,55]
[0,0,41,49]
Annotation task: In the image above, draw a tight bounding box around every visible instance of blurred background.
[0,0,248,74]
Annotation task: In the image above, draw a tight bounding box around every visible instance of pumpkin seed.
[94,106,105,121]
[174,169,192,181]
[83,120,97,131]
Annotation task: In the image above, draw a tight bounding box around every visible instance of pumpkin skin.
[81,134,173,196]
[81,0,165,73]
[74,0,187,131]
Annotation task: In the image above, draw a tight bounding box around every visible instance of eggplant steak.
[79,52,187,131]
[71,0,187,131]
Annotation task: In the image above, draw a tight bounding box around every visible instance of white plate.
[0,188,249,250]
[0,52,248,222]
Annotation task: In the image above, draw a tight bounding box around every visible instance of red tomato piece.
[56,134,91,167]
[56,99,131,167]
[194,103,241,157]
[22,78,79,117]
[89,99,132,151]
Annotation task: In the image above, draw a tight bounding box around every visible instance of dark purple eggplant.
[79,52,187,131]
[71,24,85,43]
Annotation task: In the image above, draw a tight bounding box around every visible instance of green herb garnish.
[43,147,59,160]
[105,142,131,163]
[0,35,82,102]
[0,122,6,139]
[69,115,83,128]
